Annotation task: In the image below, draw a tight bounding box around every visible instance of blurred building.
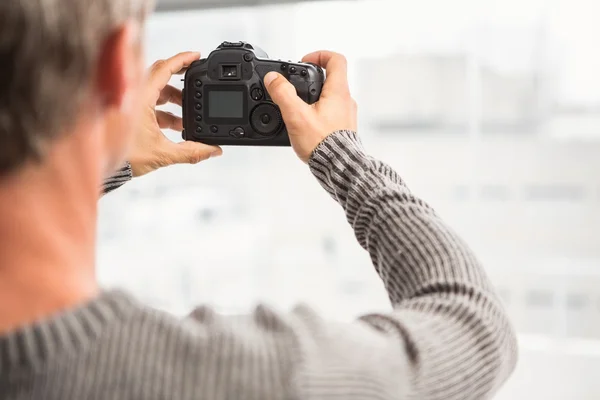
[359,53,540,135]
[357,52,600,340]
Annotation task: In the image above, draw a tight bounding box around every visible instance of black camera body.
[182,42,324,146]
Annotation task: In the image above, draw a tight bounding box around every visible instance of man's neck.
[0,137,103,335]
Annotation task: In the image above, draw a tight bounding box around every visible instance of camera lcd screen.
[208,91,244,119]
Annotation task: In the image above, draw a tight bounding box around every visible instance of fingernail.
[264,71,279,87]
[210,149,223,158]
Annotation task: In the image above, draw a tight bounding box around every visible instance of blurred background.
[97,0,600,398]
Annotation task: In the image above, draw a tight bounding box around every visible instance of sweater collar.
[0,289,137,375]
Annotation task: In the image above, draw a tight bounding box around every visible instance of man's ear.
[94,21,144,174]
[95,22,142,112]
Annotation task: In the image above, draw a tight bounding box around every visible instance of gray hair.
[0,0,152,175]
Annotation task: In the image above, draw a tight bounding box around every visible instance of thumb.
[264,72,307,112]
[166,141,223,165]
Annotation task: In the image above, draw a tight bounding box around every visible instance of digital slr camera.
[182,41,325,146]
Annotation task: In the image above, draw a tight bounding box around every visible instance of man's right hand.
[263,51,358,163]
[128,52,223,178]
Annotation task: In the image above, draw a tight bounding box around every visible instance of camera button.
[210,125,218,133]
[251,88,264,101]
[195,115,202,122]
[196,126,203,134]
[243,53,253,62]
[222,41,244,48]
[301,69,308,77]
[289,66,297,74]
[195,91,202,98]
[195,79,202,87]
[229,127,245,138]
[280,63,287,71]
[195,103,202,110]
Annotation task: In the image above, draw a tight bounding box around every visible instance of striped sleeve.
[307,130,518,399]
[101,162,132,195]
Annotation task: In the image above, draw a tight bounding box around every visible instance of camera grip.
[255,61,324,105]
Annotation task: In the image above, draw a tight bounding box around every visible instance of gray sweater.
[0,130,517,399]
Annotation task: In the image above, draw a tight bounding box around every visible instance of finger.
[263,72,309,114]
[148,51,201,91]
[302,51,349,95]
[174,66,190,75]
[157,85,182,106]
[156,111,183,131]
[166,141,223,165]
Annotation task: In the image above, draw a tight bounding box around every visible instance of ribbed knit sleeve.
[307,130,518,399]
[102,162,132,195]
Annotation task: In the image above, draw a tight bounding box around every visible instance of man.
[0,1,517,399]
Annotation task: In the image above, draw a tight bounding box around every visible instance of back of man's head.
[0,0,151,177]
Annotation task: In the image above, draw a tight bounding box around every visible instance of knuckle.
[335,53,348,66]
[190,152,206,164]
[151,59,166,71]
[335,90,351,101]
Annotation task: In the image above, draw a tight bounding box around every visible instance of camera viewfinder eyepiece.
[220,64,240,80]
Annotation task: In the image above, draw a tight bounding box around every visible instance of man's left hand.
[129,52,223,177]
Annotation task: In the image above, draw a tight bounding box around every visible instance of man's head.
[0,0,152,179]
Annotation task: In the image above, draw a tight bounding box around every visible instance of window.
[339,280,365,296]
[526,290,554,308]
[373,120,460,134]
[524,185,585,202]
[566,293,588,310]
[361,54,468,135]
[322,236,336,255]
[452,185,470,201]
[480,185,510,201]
